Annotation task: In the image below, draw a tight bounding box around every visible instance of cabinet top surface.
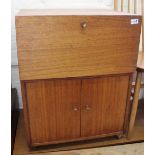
[16,9,140,17]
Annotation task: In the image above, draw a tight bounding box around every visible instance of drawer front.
[16,15,142,80]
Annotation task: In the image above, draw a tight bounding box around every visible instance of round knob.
[85,105,91,111]
[73,107,78,111]
[81,22,87,28]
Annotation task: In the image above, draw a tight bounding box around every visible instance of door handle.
[85,105,91,111]
[81,21,87,29]
[73,106,79,111]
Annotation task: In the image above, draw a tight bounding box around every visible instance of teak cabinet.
[16,9,142,147]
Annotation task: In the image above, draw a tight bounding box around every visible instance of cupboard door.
[25,79,81,145]
[81,75,129,137]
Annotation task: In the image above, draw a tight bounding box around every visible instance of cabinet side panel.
[20,81,32,146]
[123,73,133,134]
[81,75,129,137]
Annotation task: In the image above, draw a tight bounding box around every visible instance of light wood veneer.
[16,10,141,80]
[16,10,142,147]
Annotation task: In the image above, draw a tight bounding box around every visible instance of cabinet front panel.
[25,79,81,144]
[81,75,129,137]
[16,15,141,80]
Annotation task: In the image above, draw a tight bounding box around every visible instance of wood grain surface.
[16,14,142,80]
[81,75,129,137]
[21,82,31,146]
[15,10,142,147]
[22,74,131,146]
[13,109,144,155]
[25,79,81,145]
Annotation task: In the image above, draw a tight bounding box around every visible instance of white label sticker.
[131,19,139,25]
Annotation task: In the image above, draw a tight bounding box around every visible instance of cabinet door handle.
[73,107,79,111]
[81,21,87,29]
[85,105,91,111]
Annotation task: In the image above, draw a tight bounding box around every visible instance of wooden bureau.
[16,9,142,147]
